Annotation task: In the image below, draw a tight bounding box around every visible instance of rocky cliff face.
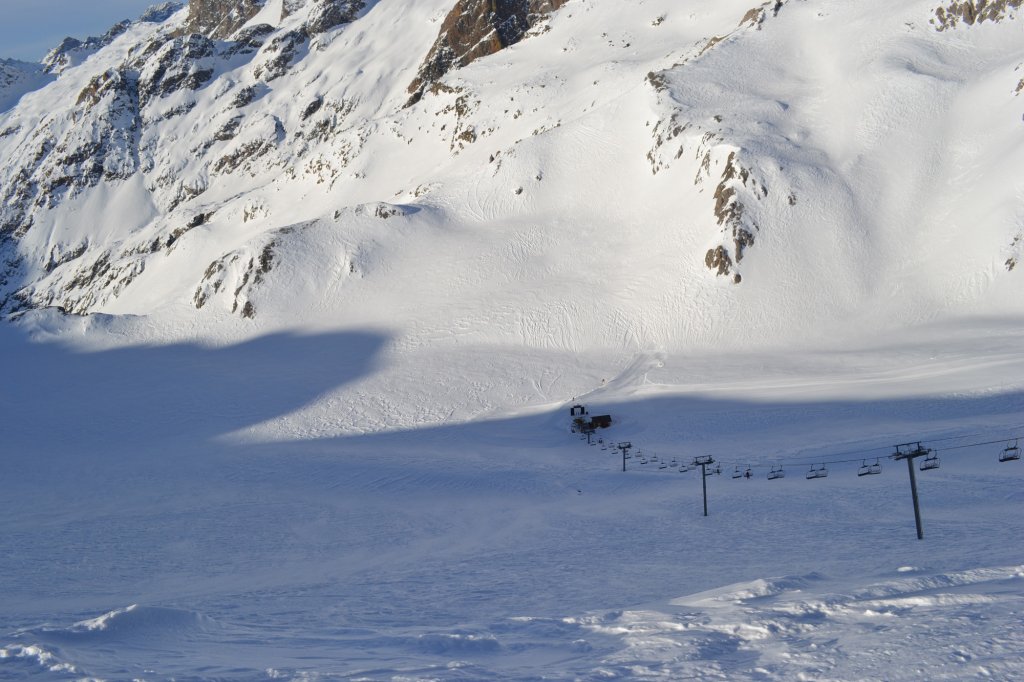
[406,0,567,105]
[183,0,267,39]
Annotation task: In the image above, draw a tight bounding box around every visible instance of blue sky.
[1,1,175,62]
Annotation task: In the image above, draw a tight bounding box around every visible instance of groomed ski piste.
[2,311,1023,681]
[1,0,1024,679]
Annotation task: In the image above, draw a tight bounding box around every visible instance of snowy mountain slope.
[0,0,1020,333]
[0,0,1022,436]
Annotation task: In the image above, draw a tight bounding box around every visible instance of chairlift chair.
[658,462,668,470]
[806,464,828,479]
[744,467,753,479]
[640,457,648,465]
[999,439,1020,462]
[857,458,882,476]
[732,466,743,479]
[919,452,940,471]
[767,465,785,480]
[670,458,678,467]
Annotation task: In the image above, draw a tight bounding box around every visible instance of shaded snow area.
[2,314,1023,681]
[0,60,53,114]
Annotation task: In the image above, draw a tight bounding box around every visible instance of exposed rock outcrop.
[222,23,276,57]
[703,151,765,283]
[137,34,216,105]
[933,0,1022,30]
[194,237,281,317]
[1008,234,1022,271]
[183,0,266,39]
[252,28,308,81]
[281,0,308,19]
[306,0,365,36]
[139,2,185,24]
[406,0,567,106]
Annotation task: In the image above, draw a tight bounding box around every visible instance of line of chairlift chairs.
[583,434,1021,477]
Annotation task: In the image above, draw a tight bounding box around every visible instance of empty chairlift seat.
[806,464,828,479]
[919,452,940,471]
[768,465,785,480]
[999,440,1020,462]
[858,459,882,476]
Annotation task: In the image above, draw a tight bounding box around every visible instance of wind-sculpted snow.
[582,565,1024,680]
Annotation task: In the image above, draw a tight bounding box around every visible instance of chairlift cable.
[711,431,1024,470]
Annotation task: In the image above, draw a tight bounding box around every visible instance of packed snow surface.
[1,0,1023,679]
[2,312,1023,680]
